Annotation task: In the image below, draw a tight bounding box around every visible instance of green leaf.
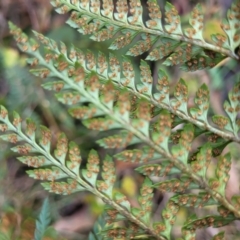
[97,155,116,197]
[183,215,236,230]
[34,198,51,240]
[115,146,162,163]
[136,162,181,177]
[190,83,210,122]
[82,150,100,186]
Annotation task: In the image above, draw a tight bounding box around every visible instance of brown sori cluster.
[32,168,61,181]
[155,112,172,143]
[55,133,68,157]
[109,55,120,78]
[185,56,208,71]
[162,200,179,226]
[112,31,134,50]
[85,75,100,92]
[175,80,188,102]
[86,118,113,131]
[68,142,81,169]
[102,0,114,17]
[50,180,78,195]
[62,92,81,105]
[218,206,232,217]
[147,0,162,26]
[129,0,142,24]
[106,208,118,224]
[188,216,225,229]
[26,120,37,137]
[136,101,151,121]
[212,116,229,129]
[116,0,128,19]
[23,156,46,168]
[165,4,180,34]
[148,39,179,61]
[16,144,32,155]
[7,134,19,144]
[40,126,51,146]
[98,159,115,192]
[216,154,231,183]
[213,34,228,47]
[90,0,100,13]
[179,128,194,152]
[0,124,8,132]
[97,54,107,75]
[153,222,166,234]
[191,147,212,174]
[117,91,131,114]
[71,106,97,119]
[102,133,130,148]
[128,34,153,56]
[86,152,100,178]
[156,74,169,102]
[100,82,116,103]
[158,179,190,193]
[140,62,152,84]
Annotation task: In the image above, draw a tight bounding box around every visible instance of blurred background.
[0,0,239,239]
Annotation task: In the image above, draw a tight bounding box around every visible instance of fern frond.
[8,23,240,224]
[50,0,239,68]
[0,106,166,240]
[9,22,240,147]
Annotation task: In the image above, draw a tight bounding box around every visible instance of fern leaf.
[50,0,239,67]
[9,22,240,147]
[183,214,236,230]
[34,198,51,240]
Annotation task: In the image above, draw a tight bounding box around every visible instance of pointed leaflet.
[137,60,153,96]
[67,141,82,175]
[146,0,163,31]
[114,0,128,23]
[153,200,179,239]
[171,192,217,208]
[97,155,116,198]
[152,110,172,151]
[183,215,236,230]
[82,149,100,186]
[171,79,188,113]
[147,38,181,61]
[190,83,210,122]
[41,179,84,195]
[27,167,68,181]
[154,176,199,193]
[115,146,162,164]
[190,143,212,178]
[128,0,144,27]
[184,4,204,41]
[97,130,141,149]
[171,124,194,164]
[127,33,157,57]
[136,162,181,177]
[164,2,182,35]
[154,69,170,104]
[223,81,240,136]
[54,133,68,165]
[209,152,232,196]
[134,178,153,224]
[222,0,240,51]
